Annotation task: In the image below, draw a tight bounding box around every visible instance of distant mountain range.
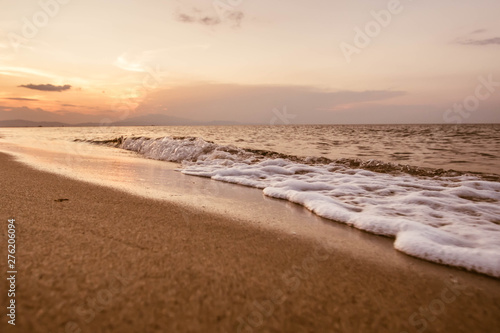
[0,114,240,127]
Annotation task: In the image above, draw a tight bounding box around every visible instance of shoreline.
[1,152,499,332]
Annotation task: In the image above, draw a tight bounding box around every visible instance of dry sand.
[0,152,499,333]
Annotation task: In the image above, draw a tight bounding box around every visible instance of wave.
[78,136,499,180]
[84,136,500,278]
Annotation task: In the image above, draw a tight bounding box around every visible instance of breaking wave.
[83,135,500,278]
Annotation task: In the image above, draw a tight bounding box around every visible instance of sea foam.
[120,136,500,278]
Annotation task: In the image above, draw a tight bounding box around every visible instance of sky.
[0,0,499,125]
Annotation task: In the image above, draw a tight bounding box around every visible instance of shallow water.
[1,124,499,278]
[4,123,498,174]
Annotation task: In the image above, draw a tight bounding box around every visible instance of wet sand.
[0,152,499,333]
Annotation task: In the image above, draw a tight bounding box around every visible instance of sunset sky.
[1,0,499,124]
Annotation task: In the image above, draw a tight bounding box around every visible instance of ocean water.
[1,124,499,278]
[82,124,499,175]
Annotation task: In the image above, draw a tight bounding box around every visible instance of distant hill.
[0,114,241,127]
[0,119,69,127]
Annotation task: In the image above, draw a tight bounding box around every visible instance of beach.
[0,151,499,333]
[1,0,499,330]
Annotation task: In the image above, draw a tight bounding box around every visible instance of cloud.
[137,84,406,124]
[4,97,39,101]
[471,29,487,34]
[458,37,500,46]
[175,7,244,28]
[226,11,244,25]
[114,46,210,72]
[114,52,151,72]
[18,84,72,92]
[176,12,220,26]
[0,66,61,79]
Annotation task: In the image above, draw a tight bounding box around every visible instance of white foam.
[121,136,500,278]
[121,136,255,163]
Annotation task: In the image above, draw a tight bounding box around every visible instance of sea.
[1,124,499,278]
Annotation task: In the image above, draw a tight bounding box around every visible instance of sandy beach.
[1,151,499,333]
